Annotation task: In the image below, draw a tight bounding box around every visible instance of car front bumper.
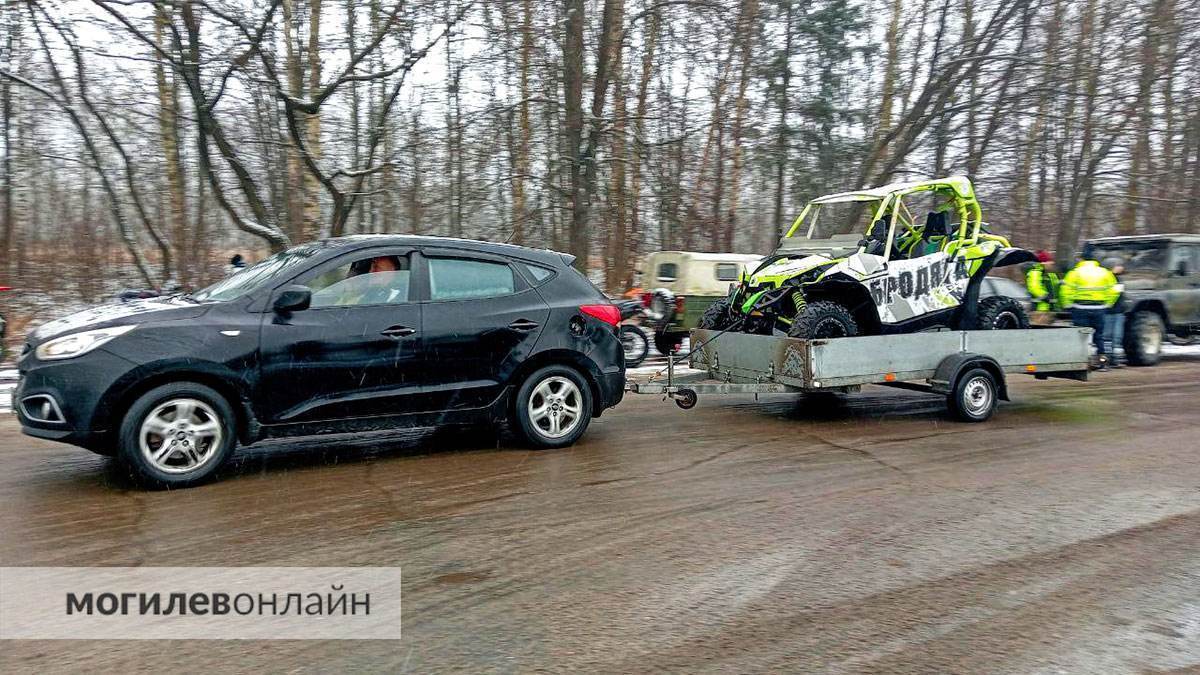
[15,348,135,451]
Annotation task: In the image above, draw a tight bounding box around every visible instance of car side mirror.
[273,285,311,312]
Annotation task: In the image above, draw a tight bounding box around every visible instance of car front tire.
[512,365,593,449]
[976,296,1030,330]
[117,382,237,489]
[1123,310,1164,366]
[787,301,859,339]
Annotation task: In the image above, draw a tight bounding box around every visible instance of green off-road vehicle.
[700,176,1035,338]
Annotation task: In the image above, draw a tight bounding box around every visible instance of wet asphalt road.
[2,355,1200,673]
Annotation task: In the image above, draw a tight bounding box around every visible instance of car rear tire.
[512,365,593,449]
[620,325,649,367]
[787,301,859,339]
[117,382,237,489]
[947,367,998,422]
[1123,310,1164,366]
[697,298,738,331]
[975,296,1030,330]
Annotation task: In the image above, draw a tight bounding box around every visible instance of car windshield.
[1085,241,1167,276]
[191,245,325,302]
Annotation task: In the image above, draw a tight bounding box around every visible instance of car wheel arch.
[1130,299,1170,327]
[101,369,258,446]
[801,276,881,335]
[507,350,604,416]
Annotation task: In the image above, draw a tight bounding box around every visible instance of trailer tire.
[976,296,1029,330]
[947,367,998,422]
[1123,310,1164,366]
[698,298,737,331]
[788,301,858,339]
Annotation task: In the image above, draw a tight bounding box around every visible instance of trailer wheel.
[947,367,998,422]
[673,389,698,410]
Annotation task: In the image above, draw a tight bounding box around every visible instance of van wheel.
[788,301,858,339]
[976,296,1029,330]
[1123,310,1164,366]
[512,365,593,449]
[117,382,237,488]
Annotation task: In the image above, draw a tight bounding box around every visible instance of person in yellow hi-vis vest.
[1025,250,1060,312]
[1060,258,1121,368]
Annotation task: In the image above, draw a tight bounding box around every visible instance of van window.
[715,263,740,281]
[656,262,678,282]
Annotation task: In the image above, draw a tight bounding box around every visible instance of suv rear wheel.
[512,365,593,449]
[117,382,237,488]
[1123,310,1164,366]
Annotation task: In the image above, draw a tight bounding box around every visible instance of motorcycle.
[614,298,650,367]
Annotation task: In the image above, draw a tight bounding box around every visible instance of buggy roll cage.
[781,176,985,263]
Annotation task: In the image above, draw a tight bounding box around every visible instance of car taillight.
[580,304,621,327]
[640,292,653,307]
[674,296,685,313]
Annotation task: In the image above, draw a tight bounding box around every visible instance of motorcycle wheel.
[620,325,649,367]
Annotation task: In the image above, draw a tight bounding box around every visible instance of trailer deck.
[626,328,1092,421]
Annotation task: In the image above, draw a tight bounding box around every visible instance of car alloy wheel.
[138,398,224,475]
[527,376,583,439]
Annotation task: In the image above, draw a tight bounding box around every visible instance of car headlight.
[35,325,137,361]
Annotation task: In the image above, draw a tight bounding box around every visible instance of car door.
[415,249,551,411]
[256,248,424,425]
[1163,244,1200,325]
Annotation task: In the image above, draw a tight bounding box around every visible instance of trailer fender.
[929,353,1009,401]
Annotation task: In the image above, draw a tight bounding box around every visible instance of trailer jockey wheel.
[673,389,698,410]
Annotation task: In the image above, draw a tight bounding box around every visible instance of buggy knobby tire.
[975,296,1030,330]
[697,298,737,331]
[787,301,859,339]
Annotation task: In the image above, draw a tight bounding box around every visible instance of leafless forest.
[1,0,1198,317]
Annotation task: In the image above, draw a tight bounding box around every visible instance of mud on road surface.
[2,354,1200,672]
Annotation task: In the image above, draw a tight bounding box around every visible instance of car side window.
[428,257,516,301]
[303,254,413,308]
[521,263,555,285]
[715,263,739,281]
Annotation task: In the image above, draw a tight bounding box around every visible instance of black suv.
[16,236,625,487]
[1084,234,1200,365]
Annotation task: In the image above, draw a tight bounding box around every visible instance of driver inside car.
[335,256,406,306]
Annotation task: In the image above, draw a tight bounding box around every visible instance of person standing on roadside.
[1102,257,1128,366]
[1060,257,1121,369]
[1026,250,1060,312]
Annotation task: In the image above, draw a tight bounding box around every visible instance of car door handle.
[508,319,540,331]
[381,325,417,338]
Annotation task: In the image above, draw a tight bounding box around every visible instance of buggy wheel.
[697,298,737,331]
[787,301,859,339]
[620,325,649,367]
[976,296,1030,330]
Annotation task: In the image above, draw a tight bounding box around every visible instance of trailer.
[625,328,1091,422]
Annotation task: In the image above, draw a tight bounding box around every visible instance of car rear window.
[428,258,516,300]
